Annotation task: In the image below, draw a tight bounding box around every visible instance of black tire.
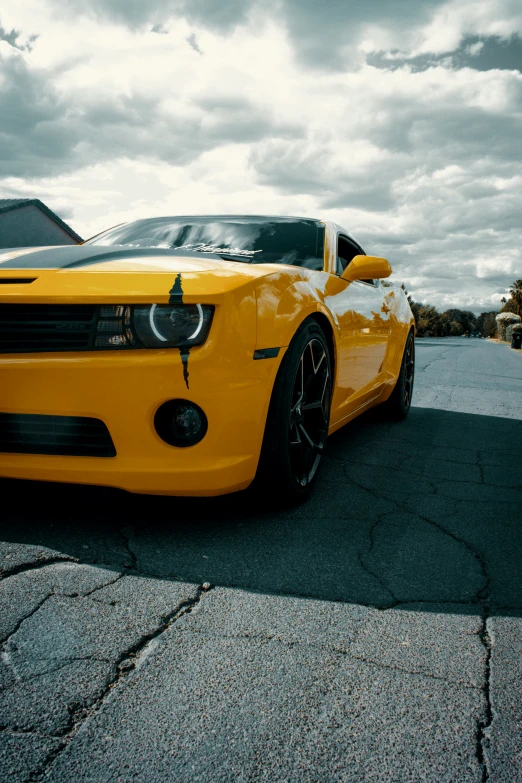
[254,320,332,507]
[382,329,415,419]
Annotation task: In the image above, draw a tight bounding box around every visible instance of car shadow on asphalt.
[1,406,521,616]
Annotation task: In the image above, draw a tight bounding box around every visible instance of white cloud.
[0,0,521,311]
[466,41,484,56]
[413,0,522,56]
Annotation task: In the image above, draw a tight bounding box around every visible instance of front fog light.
[154,400,208,447]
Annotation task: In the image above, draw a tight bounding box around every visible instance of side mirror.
[340,255,392,282]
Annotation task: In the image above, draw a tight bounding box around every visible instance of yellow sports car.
[0,216,414,503]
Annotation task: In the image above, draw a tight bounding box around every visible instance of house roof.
[0,198,83,242]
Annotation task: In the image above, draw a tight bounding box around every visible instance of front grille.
[0,413,116,457]
[0,304,98,353]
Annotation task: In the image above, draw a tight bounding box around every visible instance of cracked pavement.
[0,336,521,782]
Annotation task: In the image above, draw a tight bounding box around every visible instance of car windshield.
[85,217,325,270]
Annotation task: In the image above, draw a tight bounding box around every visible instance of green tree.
[410,301,420,328]
[401,285,480,338]
[416,304,441,336]
[501,298,519,314]
[509,280,522,316]
[439,312,451,335]
[442,309,477,335]
[477,311,497,337]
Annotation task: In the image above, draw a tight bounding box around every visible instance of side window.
[336,236,360,276]
[337,235,375,285]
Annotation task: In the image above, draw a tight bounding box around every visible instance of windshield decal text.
[175,243,262,257]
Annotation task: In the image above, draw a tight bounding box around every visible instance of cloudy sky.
[1,0,521,311]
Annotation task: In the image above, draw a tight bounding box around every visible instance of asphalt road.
[1,337,521,783]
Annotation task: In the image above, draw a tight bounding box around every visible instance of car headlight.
[133,304,214,348]
[93,304,214,349]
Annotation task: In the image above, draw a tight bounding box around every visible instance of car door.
[326,234,390,424]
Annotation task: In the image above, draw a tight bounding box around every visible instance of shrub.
[496,312,522,341]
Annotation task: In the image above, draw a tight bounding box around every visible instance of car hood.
[0,245,281,303]
[0,245,235,272]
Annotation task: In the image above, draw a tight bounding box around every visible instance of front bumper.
[0,345,283,497]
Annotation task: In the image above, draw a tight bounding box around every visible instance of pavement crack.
[418,346,453,372]
[174,627,479,690]
[342,651,480,689]
[476,454,485,485]
[26,583,213,781]
[413,511,493,781]
[119,524,139,571]
[0,593,53,647]
[476,608,493,783]
[358,513,398,607]
[82,572,124,597]
[419,514,490,603]
[114,584,213,676]
[0,556,77,582]
[344,459,491,598]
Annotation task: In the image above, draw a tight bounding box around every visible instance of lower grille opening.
[0,413,116,457]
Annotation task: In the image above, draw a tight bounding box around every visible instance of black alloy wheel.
[288,337,330,487]
[255,320,332,506]
[403,331,415,410]
[383,329,415,419]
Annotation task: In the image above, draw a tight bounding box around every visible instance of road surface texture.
[1,337,521,783]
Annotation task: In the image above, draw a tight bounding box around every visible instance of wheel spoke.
[303,346,326,394]
[311,348,325,374]
[301,400,322,411]
[289,422,301,445]
[315,430,326,452]
[298,423,315,449]
[321,368,330,408]
[291,356,304,414]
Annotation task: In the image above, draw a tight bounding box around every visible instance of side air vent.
[0,413,116,457]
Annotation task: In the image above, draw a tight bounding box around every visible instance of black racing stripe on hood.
[0,246,227,270]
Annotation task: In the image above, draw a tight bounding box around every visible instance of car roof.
[115,215,358,239]
[123,215,324,224]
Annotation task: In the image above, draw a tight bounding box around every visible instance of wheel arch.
[255,270,338,347]
[380,322,415,403]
